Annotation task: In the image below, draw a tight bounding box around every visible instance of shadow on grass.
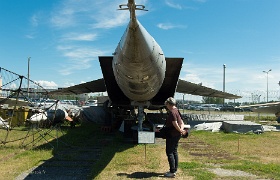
[21,121,136,179]
[117,172,164,179]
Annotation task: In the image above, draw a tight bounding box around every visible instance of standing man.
[163,97,186,177]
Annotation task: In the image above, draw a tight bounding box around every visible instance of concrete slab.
[222,121,263,133]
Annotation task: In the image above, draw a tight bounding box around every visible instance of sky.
[0,0,279,103]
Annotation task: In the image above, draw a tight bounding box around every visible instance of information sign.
[138,131,155,144]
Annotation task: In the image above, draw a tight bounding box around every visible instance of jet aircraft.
[50,0,241,130]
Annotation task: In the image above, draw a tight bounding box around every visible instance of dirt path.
[181,135,235,161]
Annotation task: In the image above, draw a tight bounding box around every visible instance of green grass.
[187,130,280,179]
[244,114,277,122]
[0,120,280,179]
[179,161,216,180]
[0,121,104,179]
[222,161,280,180]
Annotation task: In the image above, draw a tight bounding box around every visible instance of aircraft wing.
[48,78,106,95]
[176,79,241,99]
[251,104,280,114]
[242,102,280,114]
[49,78,241,99]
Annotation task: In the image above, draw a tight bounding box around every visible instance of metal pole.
[223,64,226,105]
[266,73,268,102]
[263,69,271,102]
[27,57,31,98]
[278,81,280,101]
[183,94,185,114]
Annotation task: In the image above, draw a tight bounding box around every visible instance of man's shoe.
[164,172,176,177]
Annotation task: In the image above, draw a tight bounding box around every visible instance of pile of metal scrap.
[193,121,279,134]
[0,116,9,129]
[182,114,244,121]
[222,121,263,134]
[194,122,222,132]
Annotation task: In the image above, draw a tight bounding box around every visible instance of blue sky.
[0,0,279,102]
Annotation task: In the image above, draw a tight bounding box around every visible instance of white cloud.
[36,80,58,89]
[49,0,135,29]
[58,46,104,59]
[157,23,174,30]
[62,82,75,87]
[25,34,35,39]
[61,33,98,41]
[192,0,207,3]
[30,14,39,27]
[165,0,182,10]
[6,83,17,90]
[181,68,216,89]
[50,1,78,28]
[91,12,128,29]
[56,45,108,75]
[25,12,43,39]
[157,23,187,30]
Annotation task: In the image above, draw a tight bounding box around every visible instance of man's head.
[165,97,176,106]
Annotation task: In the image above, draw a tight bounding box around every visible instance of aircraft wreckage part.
[181,114,244,122]
[262,125,280,132]
[194,122,223,132]
[81,106,111,125]
[252,105,280,114]
[193,121,278,133]
[222,121,264,134]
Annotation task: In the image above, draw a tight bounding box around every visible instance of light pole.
[182,93,185,114]
[223,64,226,105]
[278,81,280,101]
[263,69,271,102]
[27,57,31,98]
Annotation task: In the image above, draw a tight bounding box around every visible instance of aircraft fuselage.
[112,13,166,103]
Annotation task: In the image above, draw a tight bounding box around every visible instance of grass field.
[93,130,280,180]
[0,119,279,179]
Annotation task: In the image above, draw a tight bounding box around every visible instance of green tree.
[202,97,223,104]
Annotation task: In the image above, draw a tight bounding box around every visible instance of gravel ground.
[208,168,258,178]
